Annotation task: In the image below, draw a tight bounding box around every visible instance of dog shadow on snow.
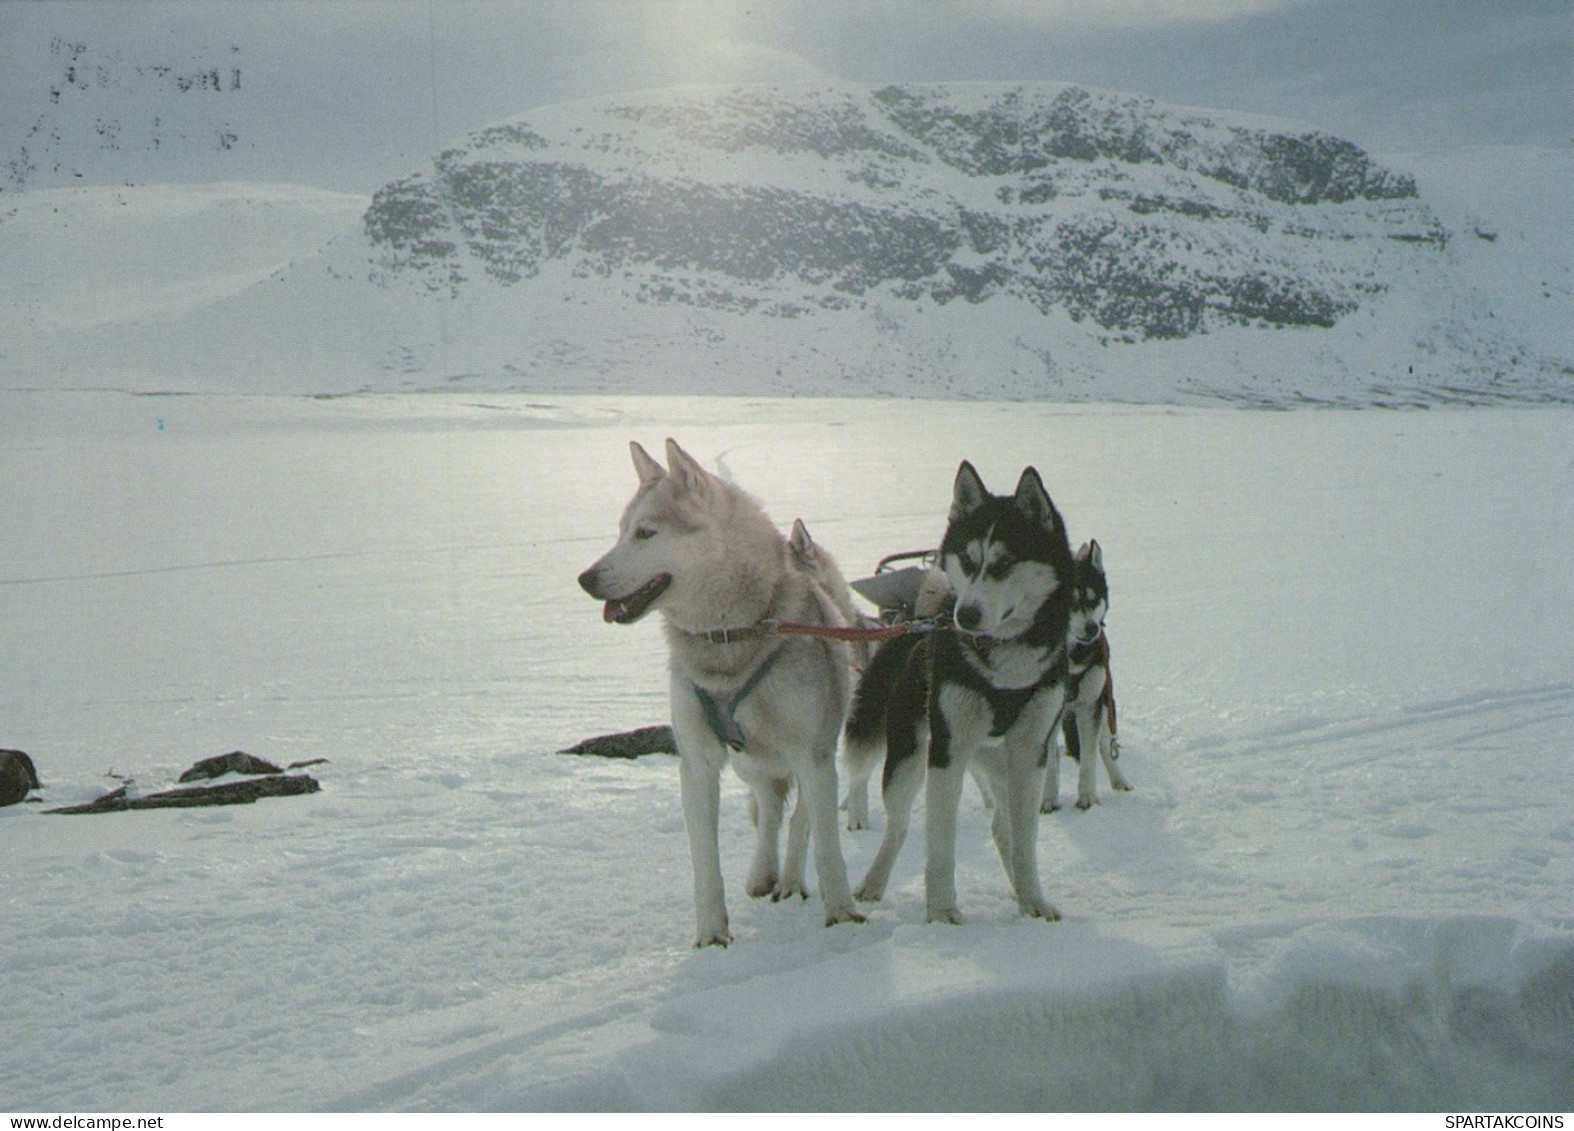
[823,745,1194,931]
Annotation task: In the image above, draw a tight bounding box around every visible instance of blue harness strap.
[692,645,786,751]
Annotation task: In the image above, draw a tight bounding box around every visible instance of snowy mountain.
[3,83,1569,404]
[369,83,1427,335]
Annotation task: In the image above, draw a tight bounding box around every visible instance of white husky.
[578,439,864,947]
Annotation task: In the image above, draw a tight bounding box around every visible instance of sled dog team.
[579,439,1128,947]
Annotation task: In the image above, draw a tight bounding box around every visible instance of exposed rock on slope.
[364,83,1443,348]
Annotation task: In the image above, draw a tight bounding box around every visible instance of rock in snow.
[43,774,321,815]
[557,725,677,759]
[0,749,41,806]
[177,750,286,782]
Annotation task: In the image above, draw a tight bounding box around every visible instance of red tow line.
[764,618,943,643]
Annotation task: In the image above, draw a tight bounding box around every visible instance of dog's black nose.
[577,567,600,596]
[955,603,981,632]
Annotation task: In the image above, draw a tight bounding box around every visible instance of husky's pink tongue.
[602,599,626,624]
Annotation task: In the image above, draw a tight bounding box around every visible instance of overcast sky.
[1,0,1568,195]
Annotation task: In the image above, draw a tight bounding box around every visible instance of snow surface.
[2,392,1571,1111]
[0,182,368,338]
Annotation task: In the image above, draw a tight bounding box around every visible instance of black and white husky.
[843,461,1074,924]
[1042,540,1132,812]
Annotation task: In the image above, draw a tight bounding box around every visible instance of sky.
[0,0,1568,195]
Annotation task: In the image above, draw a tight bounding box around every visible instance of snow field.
[2,393,1570,1110]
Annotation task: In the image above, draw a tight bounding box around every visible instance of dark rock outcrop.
[558,726,677,759]
[1,749,41,806]
[177,751,284,782]
[44,775,321,815]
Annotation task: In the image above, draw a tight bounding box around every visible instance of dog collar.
[683,621,778,645]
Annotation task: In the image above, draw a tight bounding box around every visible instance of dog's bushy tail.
[846,633,925,747]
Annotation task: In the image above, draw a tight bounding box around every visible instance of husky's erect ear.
[789,518,817,566]
[630,441,665,487]
[950,460,988,523]
[1075,541,1092,564]
[1088,539,1103,571]
[664,438,710,497]
[1013,466,1057,530]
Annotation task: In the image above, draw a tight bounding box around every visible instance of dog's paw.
[845,816,869,831]
[1075,795,1095,810]
[824,904,867,927]
[1021,897,1061,921]
[1112,780,1134,792]
[927,906,965,925]
[694,925,734,948]
[1040,800,1061,814]
[853,881,885,903]
[772,880,809,902]
[746,869,779,899]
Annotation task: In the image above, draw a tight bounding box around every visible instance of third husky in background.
[1042,539,1131,812]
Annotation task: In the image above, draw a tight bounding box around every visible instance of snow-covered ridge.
[0,181,367,333]
[2,83,1567,404]
[369,82,1436,340]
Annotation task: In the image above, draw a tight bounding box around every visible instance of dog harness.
[690,645,787,751]
[1066,629,1118,736]
[947,636,1069,740]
